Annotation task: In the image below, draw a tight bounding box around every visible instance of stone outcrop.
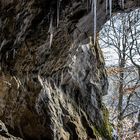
[0,0,139,140]
[0,120,22,140]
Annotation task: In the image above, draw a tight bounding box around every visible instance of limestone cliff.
[0,0,139,140]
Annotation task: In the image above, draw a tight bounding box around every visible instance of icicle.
[92,0,97,45]
[49,33,53,48]
[109,0,112,17]
[57,0,61,27]
[121,0,124,9]
[106,0,108,15]
[48,15,53,48]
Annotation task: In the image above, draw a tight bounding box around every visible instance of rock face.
[0,120,22,140]
[0,0,139,140]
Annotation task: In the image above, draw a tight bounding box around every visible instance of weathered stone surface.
[0,0,139,140]
[0,120,22,140]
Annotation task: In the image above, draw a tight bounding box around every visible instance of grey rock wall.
[0,0,139,140]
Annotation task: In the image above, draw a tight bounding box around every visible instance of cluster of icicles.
[92,0,125,45]
[92,0,112,45]
[49,0,125,47]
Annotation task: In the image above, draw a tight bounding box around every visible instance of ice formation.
[48,15,53,48]
[92,0,97,45]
